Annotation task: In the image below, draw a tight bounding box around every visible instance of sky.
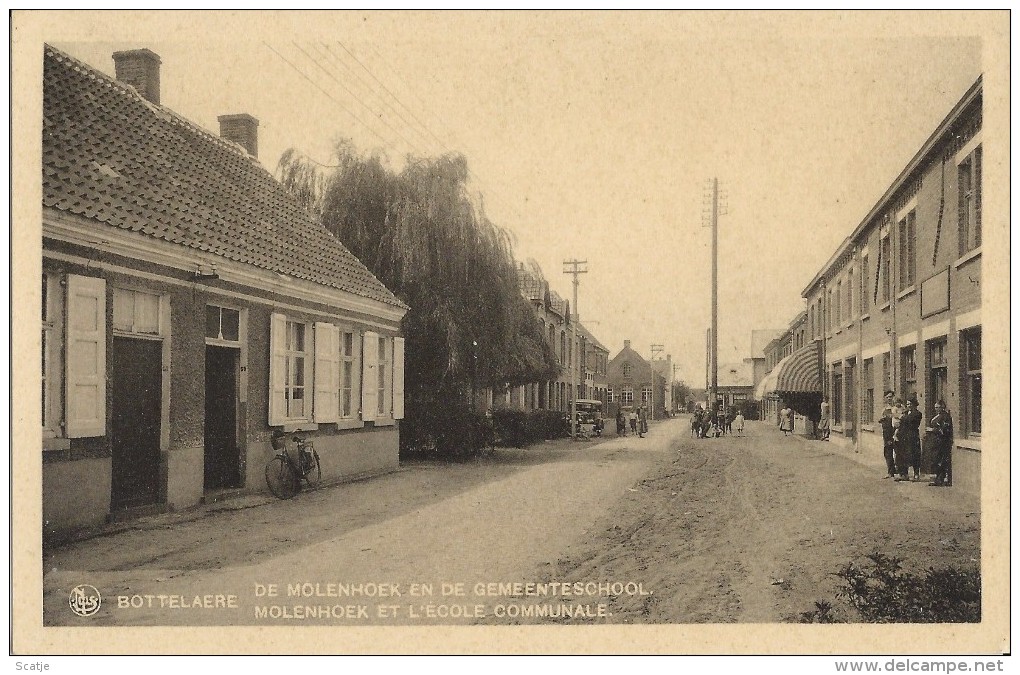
[43,11,991,384]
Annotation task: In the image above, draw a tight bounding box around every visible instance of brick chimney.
[218,114,259,158]
[112,49,161,104]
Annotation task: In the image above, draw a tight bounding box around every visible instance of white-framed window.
[607,387,614,403]
[340,330,357,419]
[272,321,401,427]
[958,145,982,255]
[285,321,308,419]
[961,328,981,436]
[206,305,241,343]
[641,386,652,403]
[113,287,161,335]
[377,334,389,417]
[621,386,634,404]
[269,313,313,425]
[622,363,632,377]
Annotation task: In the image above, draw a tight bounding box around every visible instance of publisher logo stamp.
[69,584,101,617]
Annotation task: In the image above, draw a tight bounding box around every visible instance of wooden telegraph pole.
[563,259,588,440]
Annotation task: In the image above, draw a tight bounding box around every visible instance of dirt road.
[43,419,979,627]
[481,421,981,624]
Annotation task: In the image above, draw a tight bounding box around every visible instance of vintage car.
[566,399,604,437]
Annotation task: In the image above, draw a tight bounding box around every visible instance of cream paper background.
[10,9,1010,655]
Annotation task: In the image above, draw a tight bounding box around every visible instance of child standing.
[734,411,745,436]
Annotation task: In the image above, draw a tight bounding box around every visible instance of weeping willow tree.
[278,142,559,456]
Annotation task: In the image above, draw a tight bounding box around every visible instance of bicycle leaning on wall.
[265,431,322,499]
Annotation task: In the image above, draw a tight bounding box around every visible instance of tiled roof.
[42,45,405,309]
[517,266,544,302]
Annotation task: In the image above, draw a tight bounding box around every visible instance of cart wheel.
[266,456,299,499]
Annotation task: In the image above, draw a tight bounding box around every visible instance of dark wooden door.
[204,345,239,489]
[111,337,162,509]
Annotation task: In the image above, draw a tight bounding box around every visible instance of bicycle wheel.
[265,455,299,499]
[303,450,322,490]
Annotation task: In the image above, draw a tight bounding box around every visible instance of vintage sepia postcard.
[10,10,1011,659]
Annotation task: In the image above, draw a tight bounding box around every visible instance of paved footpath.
[44,421,680,626]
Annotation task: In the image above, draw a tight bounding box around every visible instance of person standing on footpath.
[638,406,648,438]
[616,408,627,436]
[896,395,923,481]
[629,408,638,435]
[734,410,745,436]
[879,390,897,478]
[779,404,794,436]
[928,400,954,487]
[817,397,830,441]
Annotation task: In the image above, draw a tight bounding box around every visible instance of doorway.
[111,336,163,509]
[204,345,240,490]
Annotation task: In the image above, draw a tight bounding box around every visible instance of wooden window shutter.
[361,331,378,422]
[392,336,405,420]
[65,275,107,438]
[313,322,339,423]
[268,312,287,426]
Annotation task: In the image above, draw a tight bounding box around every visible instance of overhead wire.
[262,42,390,148]
[290,42,423,156]
[318,42,440,156]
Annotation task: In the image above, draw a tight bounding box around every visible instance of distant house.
[713,361,754,410]
[41,46,408,538]
[607,340,667,420]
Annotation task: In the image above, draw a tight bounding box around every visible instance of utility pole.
[702,177,727,413]
[563,259,588,440]
[650,343,664,419]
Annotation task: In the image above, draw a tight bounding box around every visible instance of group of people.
[879,391,954,486]
[690,406,744,438]
[615,406,649,438]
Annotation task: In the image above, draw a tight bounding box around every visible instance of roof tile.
[43,45,405,310]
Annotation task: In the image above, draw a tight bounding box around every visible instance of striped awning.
[754,368,778,399]
[770,341,823,394]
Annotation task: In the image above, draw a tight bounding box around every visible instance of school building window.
[900,344,917,401]
[861,254,869,313]
[882,352,891,393]
[641,386,652,403]
[862,358,874,423]
[846,268,854,320]
[621,386,634,404]
[835,281,842,326]
[607,387,614,403]
[961,328,981,435]
[958,145,982,255]
[832,367,843,424]
[926,337,948,421]
[898,210,916,291]
[880,233,892,303]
